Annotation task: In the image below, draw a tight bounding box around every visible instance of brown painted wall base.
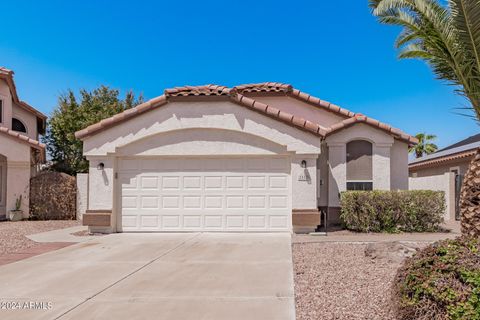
[292,209,320,234]
[83,210,112,227]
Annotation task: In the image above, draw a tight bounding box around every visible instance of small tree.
[44,86,142,175]
[408,133,438,158]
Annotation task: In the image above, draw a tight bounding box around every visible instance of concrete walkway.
[0,233,294,320]
[26,226,98,243]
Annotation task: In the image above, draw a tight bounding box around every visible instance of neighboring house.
[75,83,417,233]
[0,67,47,219]
[409,133,479,221]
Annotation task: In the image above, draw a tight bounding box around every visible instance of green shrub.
[340,190,445,233]
[394,237,480,320]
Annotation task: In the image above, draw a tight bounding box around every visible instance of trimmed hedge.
[394,237,480,320]
[340,190,445,233]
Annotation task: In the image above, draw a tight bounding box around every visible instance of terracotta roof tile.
[0,126,45,149]
[232,82,293,94]
[324,115,418,145]
[165,85,231,97]
[75,83,416,144]
[229,93,321,136]
[288,89,356,118]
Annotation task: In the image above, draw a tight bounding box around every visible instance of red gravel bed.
[293,242,399,320]
[0,220,80,255]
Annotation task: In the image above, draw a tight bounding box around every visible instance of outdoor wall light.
[97,162,105,170]
[301,160,307,168]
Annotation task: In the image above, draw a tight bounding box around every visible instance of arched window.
[346,140,373,191]
[12,118,27,133]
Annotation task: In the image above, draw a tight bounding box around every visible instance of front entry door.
[0,160,6,216]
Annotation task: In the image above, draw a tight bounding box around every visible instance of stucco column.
[327,143,346,207]
[6,161,31,217]
[85,156,115,233]
[373,143,391,190]
[291,154,318,210]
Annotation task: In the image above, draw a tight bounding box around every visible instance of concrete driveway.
[0,233,294,320]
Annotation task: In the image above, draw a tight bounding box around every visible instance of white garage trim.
[116,156,292,232]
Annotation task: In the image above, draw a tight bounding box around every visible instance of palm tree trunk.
[460,148,480,237]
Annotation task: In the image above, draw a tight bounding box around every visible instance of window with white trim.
[346,140,373,191]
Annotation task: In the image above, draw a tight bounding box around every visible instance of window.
[346,140,373,191]
[0,100,2,124]
[12,118,27,133]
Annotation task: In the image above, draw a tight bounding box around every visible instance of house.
[409,133,479,221]
[75,83,417,233]
[0,67,47,219]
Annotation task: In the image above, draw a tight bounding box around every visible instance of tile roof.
[0,67,47,120]
[232,82,293,94]
[437,133,480,153]
[164,85,231,97]
[409,140,480,169]
[75,83,416,145]
[325,114,419,144]
[0,126,45,150]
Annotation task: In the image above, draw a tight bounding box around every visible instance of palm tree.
[409,133,438,158]
[370,0,480,236]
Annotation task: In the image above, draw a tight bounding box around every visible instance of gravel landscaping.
[0,220,80,255]
[293,241,426,320]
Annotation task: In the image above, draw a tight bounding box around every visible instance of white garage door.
[118,157,292,232]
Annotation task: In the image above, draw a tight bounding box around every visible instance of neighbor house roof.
[409,134,480,170]
[75,83,417,145]
[0,126,45,150]
[0,67,47,120]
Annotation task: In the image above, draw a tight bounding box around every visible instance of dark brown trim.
[83,212,111,227]
[86,209,112,214]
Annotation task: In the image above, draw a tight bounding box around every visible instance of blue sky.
[1,0,478,148]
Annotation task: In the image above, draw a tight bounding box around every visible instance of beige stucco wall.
[116,128,290,156]
[391,140,409,190]
[12,103,38,140]
[409,172,454,221]
[0,135,32,216]
[292,154,318,209]
[76,173,88,220]
[410,159,471,177]
[324,124,408,207]
[246,95,346,129]
[0,79,12,130]
[83,101,321,156]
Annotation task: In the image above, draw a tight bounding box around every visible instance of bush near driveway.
[29,171,76,220]
[340,190,445,233]
[394,237,480,320]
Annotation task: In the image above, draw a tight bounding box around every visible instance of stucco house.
[0,67,46,219]
[76,83,417,233]
[409,133,479,221]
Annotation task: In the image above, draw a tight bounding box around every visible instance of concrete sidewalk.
[26,226,99,243]
[0,233,294,320]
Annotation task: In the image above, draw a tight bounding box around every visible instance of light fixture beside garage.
[301,160,307,168]
[97,162,105,170]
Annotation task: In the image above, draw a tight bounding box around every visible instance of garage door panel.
[119,157,291,232]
